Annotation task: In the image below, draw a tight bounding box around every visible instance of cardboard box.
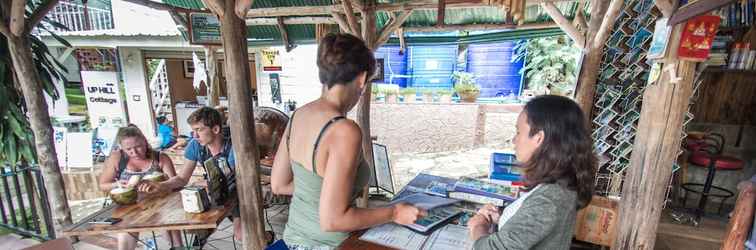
[574,196,619,247]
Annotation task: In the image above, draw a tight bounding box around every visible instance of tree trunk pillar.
[219,2,267,248]
[7,35,73,236]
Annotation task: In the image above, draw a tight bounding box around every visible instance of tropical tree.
[0,0,74,233]
[513,35,581,96]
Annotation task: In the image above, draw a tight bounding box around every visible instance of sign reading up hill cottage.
[81,71,126,128]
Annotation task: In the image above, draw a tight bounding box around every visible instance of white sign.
[81,71,126,128]
[53,127,67,168]
[66,132,93,169]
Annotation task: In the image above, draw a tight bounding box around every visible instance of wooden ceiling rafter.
[541,1,585,48]
[341,0,362,36]
[200,0,225,17]
[375,10,413,47]
[276,16,296,52]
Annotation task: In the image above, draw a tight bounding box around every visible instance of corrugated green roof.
[162,0,576,45]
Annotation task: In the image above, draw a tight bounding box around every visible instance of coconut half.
[110,187,138,205]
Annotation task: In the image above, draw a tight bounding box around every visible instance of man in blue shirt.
[156,116,177,150]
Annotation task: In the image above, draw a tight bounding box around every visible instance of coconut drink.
[110,186,138,205]
[143,172,167,182]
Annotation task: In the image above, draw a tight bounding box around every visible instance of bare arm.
[175,160,197,187]
[157,154,184,190]
[318,122,422,232]
[271,124,293,195]
[98,151,121,192]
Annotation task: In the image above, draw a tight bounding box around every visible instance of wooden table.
[63,191,235,236]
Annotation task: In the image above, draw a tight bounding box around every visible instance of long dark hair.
[521,95,596,209]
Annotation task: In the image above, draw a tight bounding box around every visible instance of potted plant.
[453,72,480,103]
[371,86,380,102]
[437,89,453,103]
[420,88,434,102]
[384,88,399,104]
[400,88,417,103]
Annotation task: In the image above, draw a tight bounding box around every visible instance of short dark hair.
[521,95,597,209]
[157,116,167,124]
[187,107,223,129]
[317,33,376,88]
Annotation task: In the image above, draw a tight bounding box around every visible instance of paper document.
[422,224,471,250]
[359,223,428,250]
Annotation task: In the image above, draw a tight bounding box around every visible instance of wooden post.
[355,4,377,209]
[437,0,445,27]
[574,0,610,117]
[614,24,697,250]
[276,17,296,52]
[341,0,362,36]
[721,182,755,250]
[205,46,221,107]
[217,0,267,248]
[0,0,74,236]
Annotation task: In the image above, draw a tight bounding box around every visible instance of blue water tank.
[466,41,524,97]
[408,45,458,89]
[374,45,409,87]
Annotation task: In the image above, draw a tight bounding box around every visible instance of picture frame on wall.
[183,60,195,78]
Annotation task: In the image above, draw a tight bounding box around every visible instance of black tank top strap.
[311,116,346,175]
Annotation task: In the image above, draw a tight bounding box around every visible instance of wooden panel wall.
[691,71,756,125]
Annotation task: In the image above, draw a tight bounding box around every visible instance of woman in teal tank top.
[271,33,426,249]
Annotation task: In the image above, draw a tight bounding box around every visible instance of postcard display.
[591,0,668,198]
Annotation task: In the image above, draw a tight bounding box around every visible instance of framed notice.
[189,12,222,45]
[370,143,395,194]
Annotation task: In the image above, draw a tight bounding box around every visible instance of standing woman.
[468,95,597,250]
[271,33,424,249]
[98,125,185,250]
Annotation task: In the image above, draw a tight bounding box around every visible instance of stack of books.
[707,35,732,66]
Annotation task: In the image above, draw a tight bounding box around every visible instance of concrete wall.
[684,123,756,205]
[118,47,156,137]
[365,103,521,154]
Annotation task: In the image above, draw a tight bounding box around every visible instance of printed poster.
[678,15,721,61]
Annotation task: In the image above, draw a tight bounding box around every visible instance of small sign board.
[189,13,222,45]
[678,15,720,62]
[261,48,282,72]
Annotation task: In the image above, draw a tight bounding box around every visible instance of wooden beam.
[330,12,351,33]
[123,0,196,13]
[276,17,295,52]
[614,24,696,250]
[235,0,253,20]
[341,0,362,37]
[396,28,406,54]
[216,0,266,248]
[592,0,623,49]
[572,1,587,31]
[200,0,225,18]
[169,10,189,30]
[669,0,734,25]
[404,22,557,32]
[541,2,585,48]
[315,23,334,42]
[574,0,610,117]
[205,46,220,107]
[245,2,488,18]
[437,0,446,27]
[722,182,755,249]
[654,0,676,18]
[246,16,335,25]
[375,10,413,48]
[9,0,25,37]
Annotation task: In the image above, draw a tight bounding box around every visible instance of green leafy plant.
[452,72,479,94]
[437,89,453,96]
[0,5,70,166]
[399,87,416,95]
[513,35,580,95]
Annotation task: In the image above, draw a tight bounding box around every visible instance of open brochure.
[360,223,471,250]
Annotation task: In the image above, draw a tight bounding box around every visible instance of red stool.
[682,133,745,221]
